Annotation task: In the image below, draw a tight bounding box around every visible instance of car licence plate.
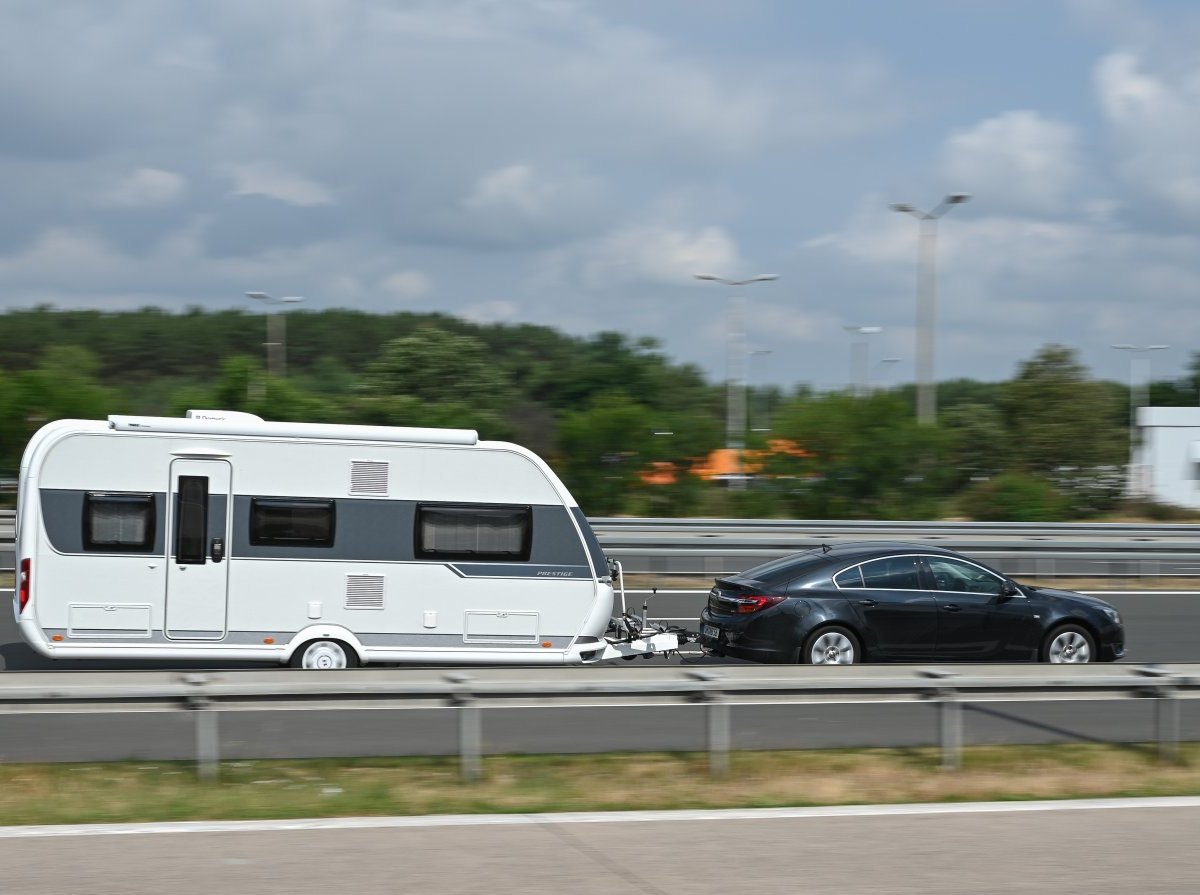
[701,623,719,640]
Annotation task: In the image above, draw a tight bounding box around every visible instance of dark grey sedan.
[698,541,1125,664]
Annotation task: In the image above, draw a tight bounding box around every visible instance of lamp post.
[246,291,305,379]
[694,273,779,488]
[748,348,773,432]
[891,193,970,425]
[1111,343,1168,497]
[842,325,882,397]
[872,357,902,391]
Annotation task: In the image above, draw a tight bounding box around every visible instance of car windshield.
[736,552,832,586]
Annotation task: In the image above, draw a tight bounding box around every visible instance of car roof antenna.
[821,543,831,554]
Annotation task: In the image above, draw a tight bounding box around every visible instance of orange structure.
[642,439,811,485]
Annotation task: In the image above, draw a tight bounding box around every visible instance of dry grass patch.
[0,744,1198,827]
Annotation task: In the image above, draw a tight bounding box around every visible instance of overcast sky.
[2,0,1199,391]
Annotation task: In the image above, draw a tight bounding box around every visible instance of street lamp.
[872,357,902,391]
[694,273,779,488]
[842,325,882,397]
[246,291,305,379]
[748,348,773,432]
[1111,343,1168,497]
[891,192,970,425]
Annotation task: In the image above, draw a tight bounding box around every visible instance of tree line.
[1,306,1195,520]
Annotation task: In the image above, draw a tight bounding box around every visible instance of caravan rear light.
[735,594,785,614]
[17,559,30,614]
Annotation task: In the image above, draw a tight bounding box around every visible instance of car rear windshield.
[736,552,833,586]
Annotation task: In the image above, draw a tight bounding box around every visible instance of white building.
[1137,407,1200,508]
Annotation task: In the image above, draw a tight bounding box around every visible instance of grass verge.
[1,743,1198,827]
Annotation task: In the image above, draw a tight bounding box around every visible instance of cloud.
[465,164,555,215]
[96,167,187,207]
[940,111,1081,214]
[563,222,741,289]
[379,269,433,299]
[803,193,1200,379]
[461,299,518,324]
[225,163,335,207]
[1094,50,1200,218]
[437,162,608,249]
[9,0,1200,389]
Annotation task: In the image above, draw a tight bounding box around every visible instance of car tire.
[801,626,861,665]
[1040,624,1095,664]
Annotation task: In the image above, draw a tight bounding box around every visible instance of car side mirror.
[999,579,1020,599]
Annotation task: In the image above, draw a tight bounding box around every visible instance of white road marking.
[2,796,1199,839]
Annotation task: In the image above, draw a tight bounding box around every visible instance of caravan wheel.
[291,639,359,670]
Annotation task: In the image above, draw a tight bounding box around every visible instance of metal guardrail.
[590,517,1200,581]
[0,664,1194,779]
[6,512,1200,580]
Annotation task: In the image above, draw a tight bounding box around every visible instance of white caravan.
[13,411,679,668]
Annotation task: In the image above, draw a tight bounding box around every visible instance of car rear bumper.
[699,636,791,663]
[698,613,794,663]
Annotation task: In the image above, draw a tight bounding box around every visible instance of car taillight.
[18,558,31,614]
[735,594,784,614]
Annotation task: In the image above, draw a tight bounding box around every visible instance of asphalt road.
[1,589,1196,671]
[0,590,1195,763]
[3,800,1199,894]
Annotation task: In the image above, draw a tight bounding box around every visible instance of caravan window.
[84,493,155,552]
[250,498,336,547]
[416,504,531,561]
[175,476,209,565]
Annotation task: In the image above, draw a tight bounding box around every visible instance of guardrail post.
[920,670,961,771]
[1138,667,1181,765]
[1157,697,1180,765]
[446,673,482,782]
[689,671,729,777]
[183,674,219,780]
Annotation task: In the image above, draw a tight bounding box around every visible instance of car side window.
[858,556,922,590]
[834,566,865,589]
[924,557,1004,595]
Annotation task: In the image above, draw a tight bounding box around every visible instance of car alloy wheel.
[805,627,859,665]
[1045,626,1094,664]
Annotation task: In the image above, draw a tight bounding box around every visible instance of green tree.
[942,402,1008,486]
[766,390,951,519]
[1004,345,1124,474]
[556,396,657,516]
[0,347,120,469]
[999,345,1126,517]
[356,328,516,438]
[959,472,1071,521]
[363,328,513,407]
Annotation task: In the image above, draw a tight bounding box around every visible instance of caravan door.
[165,458,232,640]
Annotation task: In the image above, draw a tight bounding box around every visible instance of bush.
[959,473,1071,522]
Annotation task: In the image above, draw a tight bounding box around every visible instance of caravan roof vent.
[346,575,385,610]
[350,460,389,496]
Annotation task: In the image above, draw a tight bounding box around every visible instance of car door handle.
[857,599,878,607]
[943,604,961,612]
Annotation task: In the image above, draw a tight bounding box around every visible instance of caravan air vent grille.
[346,575,385,610]
[350,460,388,495]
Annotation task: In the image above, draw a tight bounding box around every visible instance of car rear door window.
[924,556,1005,595]
[859,556,922,590]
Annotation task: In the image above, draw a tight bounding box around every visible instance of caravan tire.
[291,639,359,670]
